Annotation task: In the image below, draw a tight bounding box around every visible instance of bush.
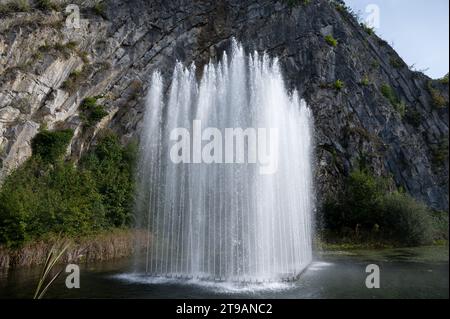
[323,170,438,246]
[380,84,399,106]
[325,35,338,47]
[31,129,74,163]
[80,97,108,127]
[0,159,106,247]
[1,0,30,13]
[0,131,137,247]
[80,132,137,227]
[427,81,448,109]
[333,79,344,91]
[380,192,434,246]
[36,0,58,11]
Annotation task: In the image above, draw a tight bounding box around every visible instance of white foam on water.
[113,273,295,294]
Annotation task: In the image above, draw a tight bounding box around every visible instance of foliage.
[431,139,449,168]
[427,81,448,109]
[405,109,422,128]
[333,79,344,91]
[80,97,108,127]
[36,0,59,11]
[0,131,137,247]
[284,0,310,7]
[323,170,439,246]
[0,158,106,247]
[324,34,338,47]
[34,241,70,299]
[380,192,434,246]
[380,84,398,105]
[80,132,137,227]
[360,23,374,35]
[390,56,405,69]
[93,1,107,18]
[0,0,30,14]
[360,75,370,86]
[380,83,407,116]
[439,73,449,85]
[31,129,74,163]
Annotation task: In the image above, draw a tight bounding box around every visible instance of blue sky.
[345,0,449,79]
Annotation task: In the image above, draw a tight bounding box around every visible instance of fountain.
[135,40,314,282]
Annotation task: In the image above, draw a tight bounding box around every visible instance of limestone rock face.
[0,0,448,211]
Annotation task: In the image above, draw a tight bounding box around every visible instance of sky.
[345,0,449,79]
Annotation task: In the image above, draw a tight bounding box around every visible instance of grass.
[61,66,91,93]
[33,241,70,299]
[38,42,79,60]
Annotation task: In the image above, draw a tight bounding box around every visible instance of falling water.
[136,40,314,282]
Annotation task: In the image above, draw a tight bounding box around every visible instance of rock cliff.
[0,0,448,211]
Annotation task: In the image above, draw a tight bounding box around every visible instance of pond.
[0,246,448,299]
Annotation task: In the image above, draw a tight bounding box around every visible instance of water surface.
[0,246,447,299]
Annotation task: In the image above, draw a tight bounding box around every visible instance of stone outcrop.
[0,0,448,211]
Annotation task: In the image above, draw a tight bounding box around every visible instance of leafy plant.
[323,170,438,246]
[325,34,338,47]
[80,97,108,127]
[31,129,74,163]
[0,131,137,247]
[334,79,344,91]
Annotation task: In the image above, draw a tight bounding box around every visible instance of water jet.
[136,39,314,283]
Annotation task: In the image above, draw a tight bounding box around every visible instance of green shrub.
[427,81,448,109]
[431,139,449,167]
[36,0,58,11]
[323,170,437,246]
[380,84,398,105]
[334,79,344,90]
[405,109,421,128]
[439,73,449,85]
[31,129,74,163]
[93,1,107,18]
[390,56,404,69]
[284,0,310,7]
[361,23,374,35]
[325,35,338,47]
[80,97,108,127]
[80,132,137,227]
[0,132,137,247]
[380,192,434,246]
[1,0,30,13]
[395,100,406,117]
[360,76,370,86]
[61,66,91,93]
[0,159,106,247]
